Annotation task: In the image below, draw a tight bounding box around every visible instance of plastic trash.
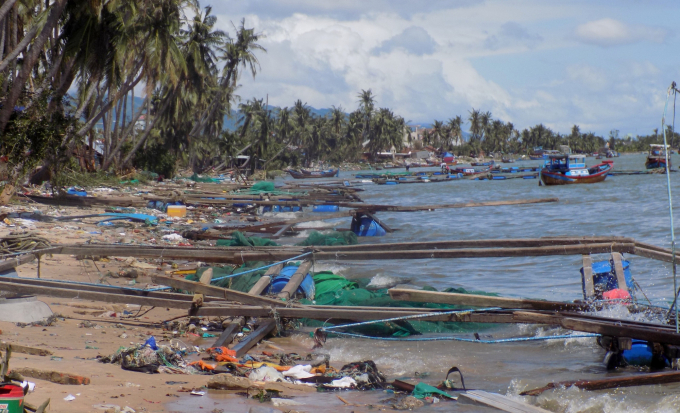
[144,336,158,350]
[64,394,76,401]
[327,376,356,388]
[248,365,284,382]
[282,365,314,379]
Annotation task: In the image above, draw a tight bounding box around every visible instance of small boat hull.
[540,161,613,185]
[646,158,670,170]
[288,169,339,179]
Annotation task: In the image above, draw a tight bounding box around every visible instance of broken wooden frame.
[0,235,678,354]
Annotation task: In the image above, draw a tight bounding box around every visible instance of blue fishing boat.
[539,154,612,185]
[645,144,671,170]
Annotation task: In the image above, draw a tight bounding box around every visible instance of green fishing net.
[215,231,279,247]
[190,173,220,183]
[250,181,276,192]
[215,231,357,247]
[295,231,357,246]
[299,272,499,336]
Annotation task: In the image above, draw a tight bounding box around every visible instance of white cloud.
[574,18,668,47]
[214,1,675,136]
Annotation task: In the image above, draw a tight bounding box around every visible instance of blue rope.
[320,330,600,343]
[320,307,503,330]
[318,307,600,343]
[209,251,313,283]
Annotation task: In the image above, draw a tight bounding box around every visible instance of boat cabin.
[545,154,589,176]
[649,144,669,157]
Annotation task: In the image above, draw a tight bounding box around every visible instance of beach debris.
[98,343,192,374]
[12,367,90,385]
[520,371,680,396]
[207,374,258,391]
[63,394,76,401]
[392,396,424,410]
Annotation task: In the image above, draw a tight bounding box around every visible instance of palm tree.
[358,89,375,145]
[447,116,463,146]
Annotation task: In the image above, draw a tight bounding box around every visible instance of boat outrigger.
[539,154,613,185]
[645,144,671,170]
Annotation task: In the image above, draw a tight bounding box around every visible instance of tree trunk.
[0,14,40,73]
[23,52,66,111]
[120,97,172,167]
[0,0,18,26]
[9,5,16,83]
[102,96,148,170]
[0,18,6,62]
[45,56,76,113]
[0,0,67,134]
[73,67,143,141]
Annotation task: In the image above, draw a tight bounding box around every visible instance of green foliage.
[133,143,177,178]
[1,97,76,183]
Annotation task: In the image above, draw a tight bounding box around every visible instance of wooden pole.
[520,371,680,396]
[151,275,298,308]
[388,288,583,311]
[212,263,283,348]
[277,261,312,300]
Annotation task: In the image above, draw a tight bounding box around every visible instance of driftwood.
[520,371,680,396]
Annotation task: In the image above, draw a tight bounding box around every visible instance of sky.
[210,0,679,137]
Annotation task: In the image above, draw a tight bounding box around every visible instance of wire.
[663,82,680,332]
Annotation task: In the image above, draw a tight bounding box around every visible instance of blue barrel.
[353,217,386,237]
[622,340,653,366]
[313,205,340,212]
[385,181,398,185]
[266,265,315,299]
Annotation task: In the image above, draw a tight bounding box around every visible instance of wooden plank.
[231,320,277,357]
[323,237,635,252]
[212,263,283,348]
[277,261,312,300]
[0,342,52,356]
[559,316,680,345]
[0,276,227,303]
[11,367,90,385]
[198,268,213,285]
[458,390,550,413]
[249,263,282,296]
[195,306,520,323]
[156,197,559,211]
[270,224,293,239]
[634,246,674,263]
[212,322,242,348]
[521,371,680,396]
[388,288,582,311]
[362,211,394,233]
[611,252,628,290]
[191,268,213,311]
[0,281,195,309]
[0,247,62,272]
[152,275,296,308]
[582,255,595,299]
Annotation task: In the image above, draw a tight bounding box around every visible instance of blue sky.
[210,0,678,137]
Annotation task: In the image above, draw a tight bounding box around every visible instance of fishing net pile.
[187,262,496,337]
[215,230,357,247]
[98,342,195,374]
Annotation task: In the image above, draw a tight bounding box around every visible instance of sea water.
[171,153,680,412]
